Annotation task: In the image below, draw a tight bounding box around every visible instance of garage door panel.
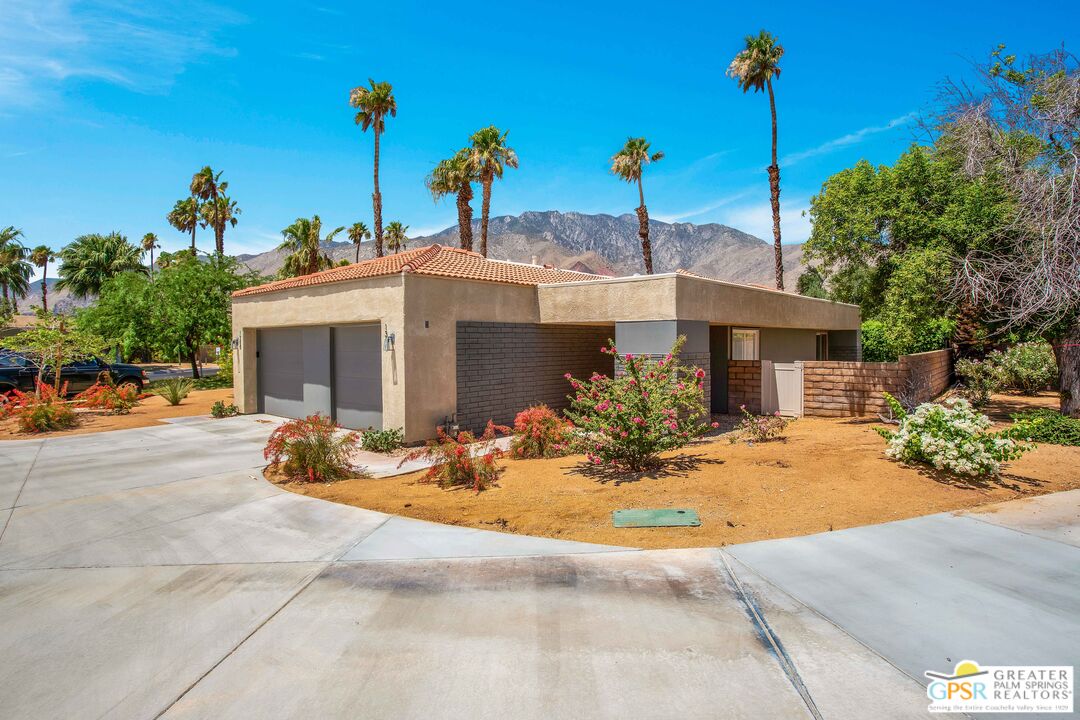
[334,325,382,430]
[257,328,305,419]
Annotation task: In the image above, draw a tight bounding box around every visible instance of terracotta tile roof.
[232,244,605,298]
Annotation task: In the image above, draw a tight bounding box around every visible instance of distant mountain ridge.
[235,210,805,286]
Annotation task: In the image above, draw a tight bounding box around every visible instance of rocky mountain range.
[13,211,805,315]
[235,210,806,285]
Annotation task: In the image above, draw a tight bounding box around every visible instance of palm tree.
[199,195,241,255]
[277,216,345,278]
[190,166,224,203]
[141,233,160,277]
[29,245,55,311]
[385,221,408,254]
[728,29,786,290]
[349,79,397,258]
[167,197,200,252]
[469,126,518,258]
[347,221,371,263]
[56,232,146,298]
[0,228,31,315]
[611,137,664,275]
[426,149,477,251]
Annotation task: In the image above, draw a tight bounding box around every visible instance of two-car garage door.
[256,325,382,429]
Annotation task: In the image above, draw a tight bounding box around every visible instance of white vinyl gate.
[761,361,804,417]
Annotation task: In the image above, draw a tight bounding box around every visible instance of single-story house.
[231,244,862,443]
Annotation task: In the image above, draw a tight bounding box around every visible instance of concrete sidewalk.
[1,416,1077,719]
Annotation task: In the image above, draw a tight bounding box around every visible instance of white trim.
[731,327,760,361]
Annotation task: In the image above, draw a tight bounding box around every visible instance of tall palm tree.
[349,79,397,258]
[385,221,408,254]
[141,233,160,277]
[29,245,55,311]
[199,195,241,255]
[0,228,31,315]
[190,166,224,204]
[727,29,786,290]
[56,232,146,298]
[469,126,518,258]
[167,197,200,252]
[426,149,477,251]
[611,137,664,275]
[347,221,371,263]
[277,216,345,278]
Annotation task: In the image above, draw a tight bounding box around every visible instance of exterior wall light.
[384,329,395,351]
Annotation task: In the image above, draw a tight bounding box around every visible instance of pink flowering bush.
[563,337,715,471]
[731,405,791,443]
[510,404,574,459]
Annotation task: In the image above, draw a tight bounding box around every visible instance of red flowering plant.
[0,381,77,433]
[400,420,510,492]
[564,337,716,471]
[75,375,147,415]
[509,404,575,459]
[264,414,361,483]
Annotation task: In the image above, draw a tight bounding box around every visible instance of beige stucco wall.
[759,328,819,362]
[537,275,679,323]
[402,275,540,442]
[230,274,406,431]
[675,275,860,330]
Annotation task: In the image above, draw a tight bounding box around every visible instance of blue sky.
[2,0,1077,279]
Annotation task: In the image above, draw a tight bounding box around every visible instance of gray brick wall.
[456,322,615,433]
[613,351,711,418]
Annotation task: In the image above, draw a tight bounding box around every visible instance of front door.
[709,326,728,414]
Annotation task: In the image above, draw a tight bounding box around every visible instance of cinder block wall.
[455,322,615,432]
[802,349,952,417]
[728,360,762,414]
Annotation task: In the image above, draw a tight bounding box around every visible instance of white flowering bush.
[875,393,1030,476]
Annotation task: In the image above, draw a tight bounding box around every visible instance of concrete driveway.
[1,416,1077,719]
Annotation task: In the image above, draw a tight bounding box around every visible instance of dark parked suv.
[0,351,147,396]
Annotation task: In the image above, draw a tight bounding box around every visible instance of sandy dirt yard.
[0,388,235,439]
[287,392,1080,549]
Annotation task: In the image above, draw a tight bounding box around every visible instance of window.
[731,328,759,361]
[816,332,829,361]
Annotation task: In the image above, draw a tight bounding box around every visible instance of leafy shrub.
[361,427,404,453]
[264,414,360,483]
[509,404,574,459]
[193,372,232,390]
[1,382,77,433]
[563,338,716,471]
[75,380,144,415]
[988,343,1056,395]
[399,421,509,492]
[1004,409,1080,447]
[210,400,240,418]
[731,405,791,443]
[153,377,194,406]
[954,357,1002,407]
[875,392,1029,476]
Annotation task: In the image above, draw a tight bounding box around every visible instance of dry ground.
[0,388,235,439]
[288,392,1080,549]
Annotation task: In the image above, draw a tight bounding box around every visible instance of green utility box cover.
[612,508,701,528]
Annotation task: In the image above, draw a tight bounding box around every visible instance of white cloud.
[653,190,754,223]
[718,199,812,244]
[783,112,917,166]
[0,0,245,107]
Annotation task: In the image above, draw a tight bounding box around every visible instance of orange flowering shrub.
[75,381,146,415]
[1,381,77,433]
[400,420,510,492]
[264,414,360,483]
[509,404,574,459]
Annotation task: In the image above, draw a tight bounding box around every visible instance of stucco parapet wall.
[537,273,860,330]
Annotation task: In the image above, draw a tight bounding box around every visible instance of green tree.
[0,227,31,315]
[140,233,160,278]
[0,311,109,394]
[76,271,156,361]
[29,245,55,311]
[347,221,371,263]
[611,137,664,274]
[385,221,408,253]
[795,266,827,299]
[349,79,397,257]
[56,232,146,298]
[277,216,344,278]
[469,126,518,258]
[167,197,200,252]
[727,29,786,290]
[426,149,477,251]
[149,253,256,378]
